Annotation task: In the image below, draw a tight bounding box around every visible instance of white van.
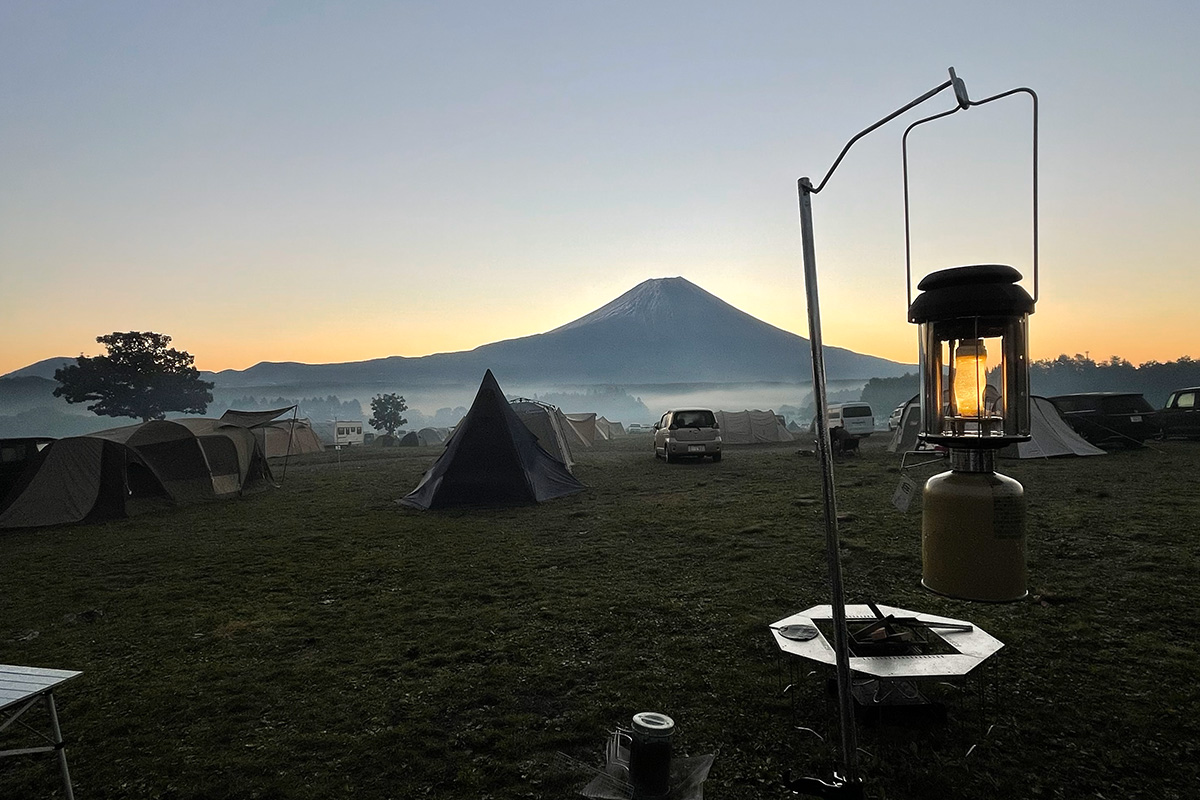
[810,403,874,439]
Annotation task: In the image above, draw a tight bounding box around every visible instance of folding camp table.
[0,664,82,800]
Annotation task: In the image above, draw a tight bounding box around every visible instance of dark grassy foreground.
[2,436,1198,799]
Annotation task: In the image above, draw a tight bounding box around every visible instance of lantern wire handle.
[902,86,1040,309]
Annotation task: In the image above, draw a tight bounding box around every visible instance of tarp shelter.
[887,395,1106,458]
[714,410,796,444]
[595,417,626,439]
[563,413,598,448]
[510,400,578,470]
[0,436,173,528]
[401,371,585,510]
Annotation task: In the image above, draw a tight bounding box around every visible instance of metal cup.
[628,712,674,799]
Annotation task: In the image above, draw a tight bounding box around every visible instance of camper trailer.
[333,421,365,447]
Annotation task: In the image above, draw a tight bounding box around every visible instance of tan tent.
[510,400,577,470]
[563,413,597,448]
[93,419,272,500]
[714,410,795,444]
[0,437,172,528]
[0,417,272,529]
[258,418,324,457]
[595,417,626,439]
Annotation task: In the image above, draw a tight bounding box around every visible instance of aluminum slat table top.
[0,665,83,713]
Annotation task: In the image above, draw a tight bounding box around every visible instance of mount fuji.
[200,276,912,388]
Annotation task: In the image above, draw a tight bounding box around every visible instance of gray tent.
[888,395,1106,458]
[401,371,585,510]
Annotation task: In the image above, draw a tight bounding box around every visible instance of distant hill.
[3,357,74,381]
[204,277,912,388]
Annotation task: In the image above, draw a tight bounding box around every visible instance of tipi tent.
[401,371,585,510]
[0,437,172,528]
[510,400,577,470]
[714,410,796,444]
[887,395,1106,458]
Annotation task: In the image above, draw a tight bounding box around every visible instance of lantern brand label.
[892,476,919,514]
[992,495,1025,540]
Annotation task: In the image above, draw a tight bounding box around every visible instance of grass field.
[2,436,1198,799]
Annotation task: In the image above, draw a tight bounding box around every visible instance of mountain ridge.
[5,277,913,387]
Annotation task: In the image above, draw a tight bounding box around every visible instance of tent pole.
[797,176,860,788]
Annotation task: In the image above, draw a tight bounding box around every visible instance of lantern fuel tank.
[922,454,1027,602]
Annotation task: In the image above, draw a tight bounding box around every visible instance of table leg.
[44,692,74,800]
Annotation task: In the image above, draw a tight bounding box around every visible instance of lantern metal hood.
[908,263,1036,448]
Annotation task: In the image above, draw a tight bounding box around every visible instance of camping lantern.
[791,68,1038,794]
[908,266,1036,602]
[897,73,1039,604]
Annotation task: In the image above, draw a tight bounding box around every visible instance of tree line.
[858,355,1200,415]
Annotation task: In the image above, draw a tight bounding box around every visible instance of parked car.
[809,402,875,439]
[625,423,652,434]
[653,409,722,462]
[1048,392,1158,447]
[1158,387,1200,440]
[888,404,904,431]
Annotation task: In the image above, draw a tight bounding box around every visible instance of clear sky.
[2,2,1197,375]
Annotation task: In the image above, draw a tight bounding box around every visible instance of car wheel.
[712,452,722,462]
[664,446,674,464]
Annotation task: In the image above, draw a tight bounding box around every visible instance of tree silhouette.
[54,331,214,422]
[369,393,409,437]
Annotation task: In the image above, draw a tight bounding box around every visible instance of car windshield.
[842,406,873,418]
[674,410,715,428]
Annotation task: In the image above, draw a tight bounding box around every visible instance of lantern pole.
[788,68,968,798]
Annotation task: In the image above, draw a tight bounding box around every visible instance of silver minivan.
[654,409,722,462]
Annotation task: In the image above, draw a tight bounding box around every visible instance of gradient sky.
[2,2,1197,376]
